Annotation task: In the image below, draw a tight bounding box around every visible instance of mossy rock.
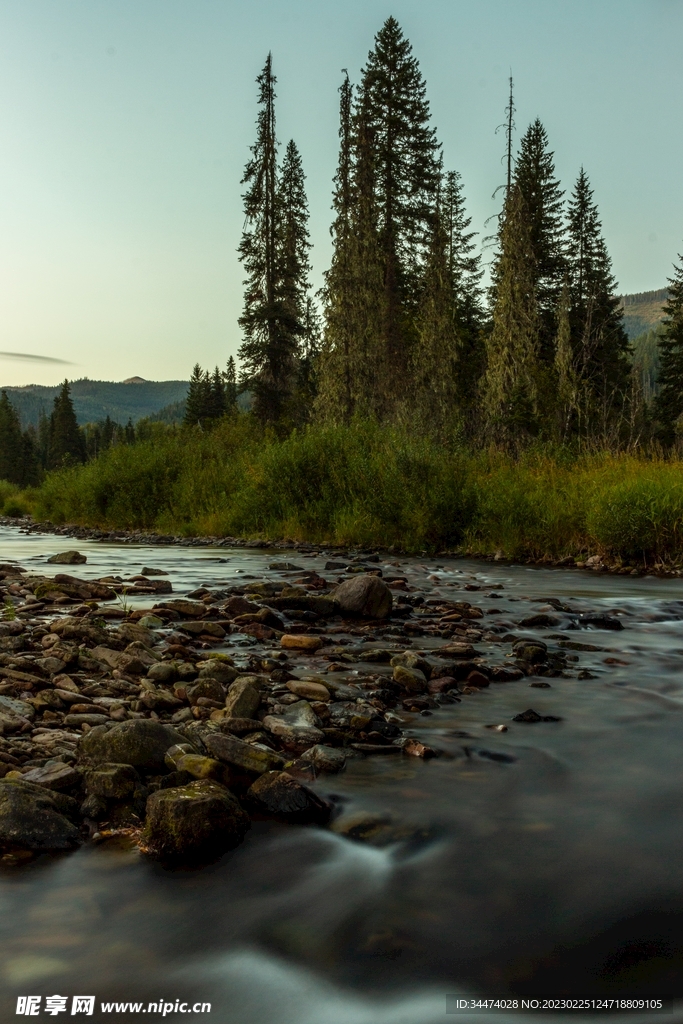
[143,780,250,860]
[78,720,191,772]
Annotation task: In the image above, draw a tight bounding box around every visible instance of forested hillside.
[2,378,189,428]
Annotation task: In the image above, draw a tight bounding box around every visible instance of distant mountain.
[1,378,189,428]
[619,288,668,340]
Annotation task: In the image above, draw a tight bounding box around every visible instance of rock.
[143,780,250,860]
[0,779,80,851]
[490,667,524,682]
[21,763,81,791]
[519,613,560,628]
[301,744,346,772]
[512,641,548,665]
[391,651,432,676]
[262,716,324,747]
[204,731,285,774]
[427,676,457,694]
[81,793,107,820]
[246,771,331,824]
[47,551,87,565]
[185,677,225,705]
[64,713,111,728]
[84,763,139,799]
[577,613,624,631]
[147,662,178,684]
[333,575,392,619]
[197,660,239,685]
[78,720,189,772]
[0,695,35,720]
[286,679,330,702]
[172,754,224,781]
[512,708,563,723]
[225,596,260,617]
[403,738,438,758]
[141,567,168,576]
[155,599,207,618]
[392,664,427,693]
[223,680,260,719]
[435,642,477,659]
[179,621,226,638]
[281,634,324,652]
[268,561,304,571]
[138,614,164,629]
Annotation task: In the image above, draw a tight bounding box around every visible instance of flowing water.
[1,527,683,1022]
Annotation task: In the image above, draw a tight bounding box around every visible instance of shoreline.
[2,514,681,579]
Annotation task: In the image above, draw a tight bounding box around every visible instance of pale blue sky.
[0,0,681,385]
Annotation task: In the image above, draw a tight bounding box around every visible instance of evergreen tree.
[278,139,311,341]
[442,170,484,408]
[553,278,579,439]
[224,356,238,412]
[21,426,40,486]
[0,391,24,483]
[237,54,298,422]
[512,119,566,362]
[356,17,441,384]
[37,411,50,470]
[47,381,85,469]
[184,364,211,425]
[412,185,460,433]
[654,255,683,445]
[124,419,135,444]
[316,73,385,422]
[208,367,226,420]
[483,185,540,437]
[566,169,630,433]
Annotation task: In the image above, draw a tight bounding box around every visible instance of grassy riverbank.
[3,419,683,563]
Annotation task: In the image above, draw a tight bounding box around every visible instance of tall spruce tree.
[566,169,630,433]
[224,356,238,412]
[316,73,356,423]
[237,54,298,422]
[184,364,211,426]
[412,184,460,433]
[356,17,441,386]
[443,170,484,408]
[484,184,540,437]
[317,74,386,422]
[0,392,24,484]
[512,120,566,363]
[654,255,683,445]
[208,367,226,420]
[47,381,85,469]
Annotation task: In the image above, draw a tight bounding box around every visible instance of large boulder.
[0,779,80,851]
[143,780,250,860]
[247,771,331,824]
[78,720,190,772]
[333,575,392,619]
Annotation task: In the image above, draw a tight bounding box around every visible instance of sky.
[0,0,682,387]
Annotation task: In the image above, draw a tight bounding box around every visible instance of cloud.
[0,351,73,365]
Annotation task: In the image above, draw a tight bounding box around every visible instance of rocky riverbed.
[1,527,683,1021]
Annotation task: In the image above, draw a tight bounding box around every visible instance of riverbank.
[4,421,683,566]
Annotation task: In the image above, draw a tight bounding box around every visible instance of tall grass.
[19,419,683,562]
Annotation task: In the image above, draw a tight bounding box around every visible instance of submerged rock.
[144,780,250,860]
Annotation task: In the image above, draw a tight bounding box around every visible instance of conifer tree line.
[0,381,136,487]
[223,16,683,445]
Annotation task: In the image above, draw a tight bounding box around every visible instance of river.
[1,527,682,1023]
